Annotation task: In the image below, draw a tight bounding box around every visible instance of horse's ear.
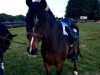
[40,0,49,11]
[26,0,33,7]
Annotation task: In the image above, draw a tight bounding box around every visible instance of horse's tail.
[26,0,33,7]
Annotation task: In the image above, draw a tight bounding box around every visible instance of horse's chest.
[43,54,60,64]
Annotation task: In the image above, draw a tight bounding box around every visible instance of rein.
[0,33,11,41]
[0,34,27,46]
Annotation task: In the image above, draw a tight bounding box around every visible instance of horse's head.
[0,23,17,54]
[0,33,17,54]
[26,0,49,55]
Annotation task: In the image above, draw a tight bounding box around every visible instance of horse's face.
[26,0,49,55]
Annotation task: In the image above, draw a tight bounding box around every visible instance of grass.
[3,23,100,75]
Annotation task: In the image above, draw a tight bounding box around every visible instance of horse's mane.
[47,9,57,21]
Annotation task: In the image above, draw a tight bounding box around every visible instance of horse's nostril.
[31,48,37,55]
[27,47,37,55]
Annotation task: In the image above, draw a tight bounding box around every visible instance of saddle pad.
[60,21,77,36]
[60,20,78,45]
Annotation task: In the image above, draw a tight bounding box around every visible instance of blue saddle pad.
[60,18,79,46]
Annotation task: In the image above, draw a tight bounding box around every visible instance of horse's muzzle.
[27,47,37,55]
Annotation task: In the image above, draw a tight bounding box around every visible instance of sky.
[0,0,68,17]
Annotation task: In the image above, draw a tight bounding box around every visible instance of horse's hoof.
[73,71,78,75]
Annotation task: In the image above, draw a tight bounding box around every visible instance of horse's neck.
[46,10,59,31]
[43,16,66,51]
[45,10,63,39]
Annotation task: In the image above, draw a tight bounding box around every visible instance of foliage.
[65,0,100,21]
[3,23,100,75]
[0,13,25,22]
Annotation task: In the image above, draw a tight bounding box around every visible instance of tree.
[0,13,8,22]
[65,0,100,20]
[14,15,25,21]
[0,13,25,22]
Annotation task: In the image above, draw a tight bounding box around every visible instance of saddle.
[60,18,79,46]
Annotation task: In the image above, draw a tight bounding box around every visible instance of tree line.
[65,0,100,21]
[0,0,100,22]
[0,13,25,22]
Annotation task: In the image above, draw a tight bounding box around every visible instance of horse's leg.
[73,59,78,75]
[56,62,63,75]
[73,46,78,75]
[44,62,51,75]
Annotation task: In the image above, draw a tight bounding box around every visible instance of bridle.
[26,9,49,40]
[27,28,45,40]
[27,23,46,40]
[27,32,43,39]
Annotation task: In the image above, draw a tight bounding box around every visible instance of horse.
[26,0,80,75]
[0,23,16,75]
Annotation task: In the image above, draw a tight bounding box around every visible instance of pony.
[0,23,16,75]
[26,0,80,75]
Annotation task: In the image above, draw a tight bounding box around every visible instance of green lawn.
[4,23,100,75]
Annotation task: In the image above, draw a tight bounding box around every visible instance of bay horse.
[0,23,16,75]
[26,0,80,75]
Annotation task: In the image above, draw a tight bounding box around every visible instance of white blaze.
[34,15,39,25]
[29,36,34,53]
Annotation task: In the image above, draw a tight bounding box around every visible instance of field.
[4,23,100,75]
